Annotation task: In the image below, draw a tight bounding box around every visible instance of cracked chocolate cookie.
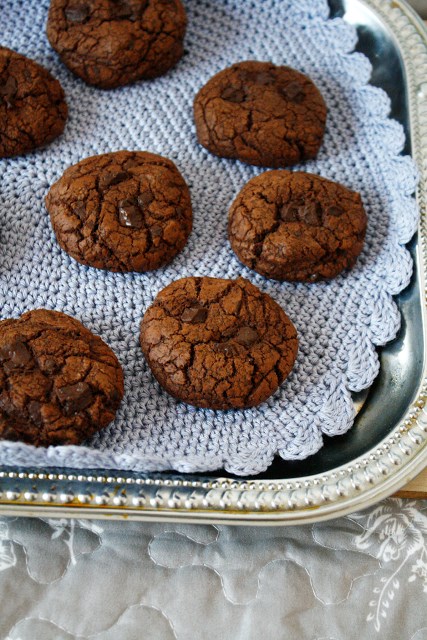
[0,309,124,446]
[140,276,298,409]
[45,150,192,272]
[193,61,327,168]
[0,47,67,158]
[228,171,367,282]
[46,0,187,89]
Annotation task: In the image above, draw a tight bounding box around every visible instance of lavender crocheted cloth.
[0,0,418,475]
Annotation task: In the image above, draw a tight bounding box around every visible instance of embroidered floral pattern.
[0,520,16,572]
[44,519,103,566]
[352,499,427,632]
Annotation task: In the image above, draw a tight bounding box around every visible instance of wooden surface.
[395,467,427,498]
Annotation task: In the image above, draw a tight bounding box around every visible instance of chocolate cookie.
[193,61,327,168]
[46,0,187,89]
[0,47,67,158]
[45,150,192,272]
[140,276,298,409]
[0,309,124,446]
[228,171,367,282]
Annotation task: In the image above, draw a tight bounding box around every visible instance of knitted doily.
[0,0,418,475]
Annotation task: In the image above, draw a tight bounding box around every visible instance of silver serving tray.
[0,0,426,524]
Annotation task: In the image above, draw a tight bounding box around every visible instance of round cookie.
[45,150,192,272]
[0,309,124,446]
[193,61,327,168]
[228,171,367,282]
[46,0,187,89]
[140,276,298,409]
[0,47,67,158]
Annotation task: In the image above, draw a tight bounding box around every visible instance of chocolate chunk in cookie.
[140,276,298,409]
[228,171,367,282]
[0,47,67,158]
[193,61,327,168]
[45,150,192,273]
[46,0,187,89]
[0,309,124,446]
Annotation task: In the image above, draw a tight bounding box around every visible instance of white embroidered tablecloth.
[0,499,426,639]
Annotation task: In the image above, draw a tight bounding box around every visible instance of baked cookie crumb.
[140,276,298,409]
[46,0,187,89]
[0,309,124,446]
[194,60,326,167]
[228,170,367,282]
[0,46,67,158]
[46,150,192,273]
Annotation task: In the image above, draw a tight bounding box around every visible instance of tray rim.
[0,0,426,524]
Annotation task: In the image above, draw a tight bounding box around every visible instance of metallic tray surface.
[0,0,426,524]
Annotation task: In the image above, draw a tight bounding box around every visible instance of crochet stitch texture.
[0,0,418,474]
